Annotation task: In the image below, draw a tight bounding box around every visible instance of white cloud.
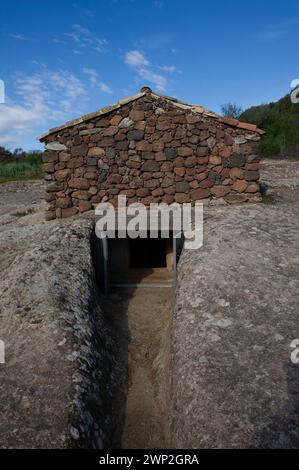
[124,50,149,67]
[63,24,107,54]
[10,34,25,41]
[291,79,299,89]
[158,65,176,73]
[138,68,167,91]
[0,69,89,147]
[99,82,112,94]
[124,50,168,92]
[82,68,112,94]
[82,67,98,85]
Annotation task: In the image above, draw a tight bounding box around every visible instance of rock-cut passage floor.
[105,287,173,449]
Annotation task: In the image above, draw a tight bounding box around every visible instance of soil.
[104,287,173,449]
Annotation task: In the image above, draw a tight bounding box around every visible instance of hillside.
[240,89,299,158]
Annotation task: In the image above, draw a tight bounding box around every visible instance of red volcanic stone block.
[164,186,175,195]
[245,162,259,171]
[107,174,122,184]
[199,179,214,189]
[211,185,230,197]
[244,170,259,181]
[44,151,58,163]
[136,188,149,197]
[232,179,248,193]
[219,146,232,158]
[178,146,193,156]
[69,177,89,189]
[209,155,222,165]
[120,189,136,197]
[163,194,175,203]
[156,120,172,131]
[175,193,190,203]
[115,132,126,141]
[56,196,72,208]
[141,160,159,172]
[184,156,197,167]
[191,188,211,200]
[245,182,260,193]
[78,200,92,212]
[229,168,244,180]
[136,140,153,151]
[71,143,88,156]
[129,110,145,121]
[44,163,54,173]
[174,167,185,177]
[140,196,154,205]
[61,206,78,218]
[173,157,184,167]
[155,151,166,161]
[144,179,160,189]
[152,141,164,152]
[103,126,118,136]
[110,115,122,126]
[67,157,84,169]
[152,188,164,197]
[161,162,173,172]
[196,147,209,157]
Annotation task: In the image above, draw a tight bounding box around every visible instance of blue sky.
[0,0,298,150]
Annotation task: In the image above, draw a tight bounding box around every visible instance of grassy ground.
[0,155,43,183]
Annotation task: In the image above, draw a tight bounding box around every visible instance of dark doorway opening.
[129,237,167,268]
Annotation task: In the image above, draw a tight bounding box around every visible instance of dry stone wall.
[42,94,262,220]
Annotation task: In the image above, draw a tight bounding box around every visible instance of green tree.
[221,102,243,119]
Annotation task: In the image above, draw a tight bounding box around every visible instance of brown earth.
[104,288,173,449]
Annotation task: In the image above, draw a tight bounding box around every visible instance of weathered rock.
[56,196,72,208]
[68,178,89,190]
[55,169,71,181]
[178,147,193,157]
[47,182,64,192]
[191,188,211,200]
[176,181,190,193]
[211,185,230,197]
[45,141,67,151]
[118,117,134,128]
[88,147,105,157]
[78,200,92,212]
[232,180,248,193]
[141,160,159,172]
[229,168,244,180]
[127,130,144,141]
[244,170,259,181]
[209,155,222,165]
[71,143,88,157]
[165,148,176,160]
[129,110,144,121]
[228,155,246,168]
[44,151,58,163]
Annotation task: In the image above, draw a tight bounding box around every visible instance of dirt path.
[105,287,173,449]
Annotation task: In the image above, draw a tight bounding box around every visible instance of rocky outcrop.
[0,186,125,448]
[170,199,299,448]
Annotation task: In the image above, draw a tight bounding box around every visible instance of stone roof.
[37,87,265,141]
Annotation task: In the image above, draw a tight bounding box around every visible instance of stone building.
[38,87,265,220]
